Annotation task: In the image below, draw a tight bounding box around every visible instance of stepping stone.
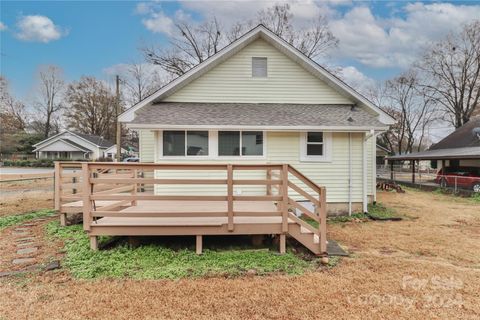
[45,260,60,271]
[14,227,30,231]
[12,258,35,265]
[16,237,35,242]
[17,242,36,248]
[22,223,36,227]
[12,231,30,236]
[17,247,38,255]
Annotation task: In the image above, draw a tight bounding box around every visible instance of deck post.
[266,168,272,195]
[131,169,138,206]
[319,187,327,255]
[54,162,61,212]
[281,165,289,233]
[82,163,92,231]
[227,164,234,231]
[90,236,98,250]
[279,234,286,254]
[196,235,203,254]
[60,213,67,227]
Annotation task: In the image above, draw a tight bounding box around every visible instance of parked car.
[122,157,139,162]
[435,166,480,192]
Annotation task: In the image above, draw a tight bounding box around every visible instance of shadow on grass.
[46,221,326,280]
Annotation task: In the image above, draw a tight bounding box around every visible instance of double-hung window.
[300,132,332,162]
[163,131,209,156]
[218,131,264,157]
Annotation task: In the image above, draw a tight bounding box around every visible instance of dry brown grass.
[0,189,479,319]
[0,191,54,217]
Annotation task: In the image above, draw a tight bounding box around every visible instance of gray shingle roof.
[130,102,386,128]
[62,139,91,152]
[75,133,114,148]
[387,146,480,160]
[430,117,480,150]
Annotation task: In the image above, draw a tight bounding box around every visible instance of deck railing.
[55,162,327,254]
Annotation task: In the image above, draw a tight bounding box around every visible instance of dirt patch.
[0,189,479,319]
[0,173,53,181]
[0,191,54,217]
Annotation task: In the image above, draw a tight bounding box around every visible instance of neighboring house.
[388,116,480,169]
[119,25,394,214]
[104,144,139,160]
[33,131,114,160]
[376,144,391,166]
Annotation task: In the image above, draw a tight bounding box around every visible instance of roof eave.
[126,123,389,132]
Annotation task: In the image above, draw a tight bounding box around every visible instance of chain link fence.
[377,165,480,196]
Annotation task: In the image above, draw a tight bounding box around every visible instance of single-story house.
[103,144,139,160]
[33,131,114,160]
[119,24,394,215]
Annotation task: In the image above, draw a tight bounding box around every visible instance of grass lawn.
[46,221,323,280]
[0,209,55,230]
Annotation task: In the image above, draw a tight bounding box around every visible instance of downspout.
[348,133,352,216]
[363,130,374,213]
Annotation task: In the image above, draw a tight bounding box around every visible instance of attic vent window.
[252,57,267,77]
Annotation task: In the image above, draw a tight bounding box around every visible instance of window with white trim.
[252,57,267,77]
[163,130,209,156]
[306,132,324,156]
[218,131,264,156]
[300,132,332,162]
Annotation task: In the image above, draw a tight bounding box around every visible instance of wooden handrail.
[56,162,327,255]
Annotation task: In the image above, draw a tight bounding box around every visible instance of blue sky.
[1,1,480,100]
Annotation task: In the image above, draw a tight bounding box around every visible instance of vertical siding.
[139,130,155,163]
[164,39,353,104]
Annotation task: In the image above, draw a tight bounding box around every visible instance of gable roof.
[119,25,395,125]
[75,133,114,148]
[430,117,480,150]
[128,102,387,130]
[33,138,91,153]
[33,130,114,149]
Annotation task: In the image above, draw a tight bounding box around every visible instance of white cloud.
[0,22,6,31]
[135,2,175,35]
[337,66,376,95]
[142,11,174,35]
[330,3,480,68]
[15,15,66,43]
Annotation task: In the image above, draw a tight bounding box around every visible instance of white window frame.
[251,57,268,78]
[160,130,211,159]
[157,130,266,160]
[300,131,332,162]
[217,130,266,159]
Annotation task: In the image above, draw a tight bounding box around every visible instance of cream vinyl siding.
[139,130,155,163]
[164,39,353,104]
[152,132,373,203]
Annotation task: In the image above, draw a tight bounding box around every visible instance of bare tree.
[143,18,225,76]
[120,62,167,105]
[368,72,438,155]
[34,65,65,138]
[257,4,337,59]
[417,20,480,128]
[0,76,28,133]
[65,77,117,140]
[142,4,337,77]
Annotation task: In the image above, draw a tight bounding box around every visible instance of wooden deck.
[54,162,327,255]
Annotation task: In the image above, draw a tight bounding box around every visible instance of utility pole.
[115,75,121,162]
